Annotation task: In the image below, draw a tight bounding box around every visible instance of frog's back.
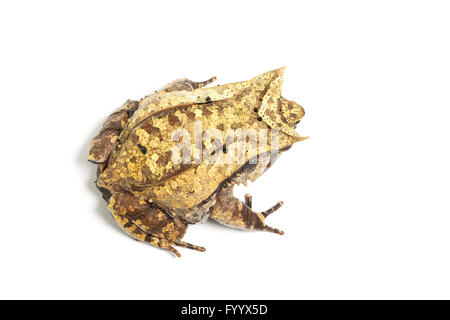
[97,67,303,222]
[99,100,245,208]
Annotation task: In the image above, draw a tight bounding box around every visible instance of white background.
[1,0,449,299]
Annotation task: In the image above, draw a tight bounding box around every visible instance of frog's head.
[277,97,305,129]
[255,67,307,141]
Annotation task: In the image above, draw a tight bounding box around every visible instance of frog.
[88,67,307,257]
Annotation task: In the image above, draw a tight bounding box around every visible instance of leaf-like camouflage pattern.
[98,68,305,213]
[90,67,307,256]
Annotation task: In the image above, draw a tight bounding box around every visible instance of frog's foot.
[245,194,283,218]
[261,200,284,218]
[209,184,285,235]
[108,191,205,257]
[161,77,217,92]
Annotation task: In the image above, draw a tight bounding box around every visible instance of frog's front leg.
[161,76,217,92]
[107,191,205,257]
[209,183,285,235]
[88,99,139,165]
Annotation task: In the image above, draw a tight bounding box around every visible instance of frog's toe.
[245,194,252,208]
[263,224,285,235]
[261,201,284,218]
[162,76,217,92]
[259,201,285,235]
[174,240,206,252]
[194,77,217,89]
[168,246,181,258]
[244,193,283,218]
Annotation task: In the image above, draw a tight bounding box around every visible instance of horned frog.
[88,67,307,257]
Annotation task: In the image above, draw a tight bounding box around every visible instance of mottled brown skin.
[88,68,307,257]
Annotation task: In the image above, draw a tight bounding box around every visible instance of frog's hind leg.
[209,183,285,235]
[88,99,139,165]
[112,212,182,257]
[161,77,217,92]
[108,191,205,257]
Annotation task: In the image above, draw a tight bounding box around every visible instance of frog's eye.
[280,99,305,125]
[137,144,147,155]
[257,69,301,138]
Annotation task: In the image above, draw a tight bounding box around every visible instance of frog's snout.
[279,98,305,127]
